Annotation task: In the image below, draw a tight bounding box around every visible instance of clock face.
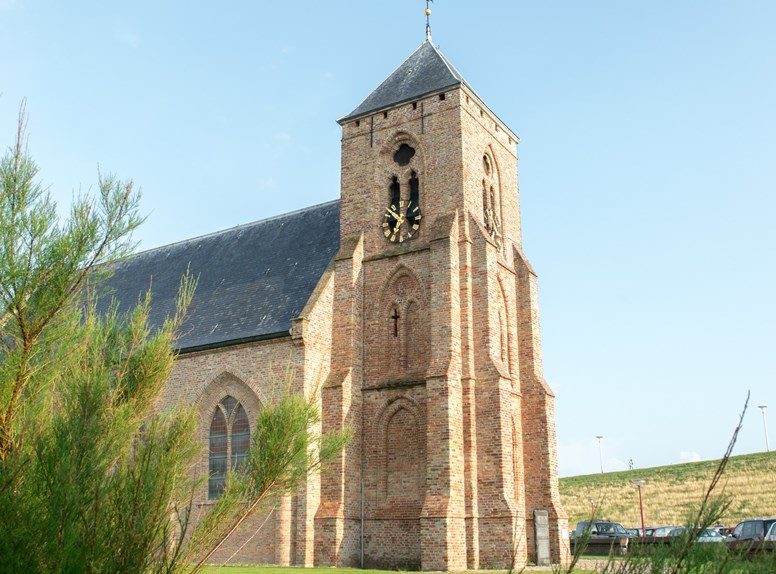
[382,199,422,243]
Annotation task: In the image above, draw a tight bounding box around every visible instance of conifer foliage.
[0,105,348,574]
[0,102,196,573]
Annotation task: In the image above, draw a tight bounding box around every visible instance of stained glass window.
[208,396,251,500]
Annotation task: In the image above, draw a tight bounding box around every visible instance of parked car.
[571,521,631,557]
[571,521,632,540]
[646,526,679,537]
[667,527,725,543]
[728,518,776,542]
[697,529,726,543]
[627,526,676,537]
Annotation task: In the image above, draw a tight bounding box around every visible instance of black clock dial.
[382,200,422,243]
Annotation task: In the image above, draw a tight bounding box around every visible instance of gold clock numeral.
[412,223,419,230]
[399,200,405,208]
[384,229,391,238]
[382,222,388,227]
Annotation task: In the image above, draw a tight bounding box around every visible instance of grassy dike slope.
[559,451,776,528]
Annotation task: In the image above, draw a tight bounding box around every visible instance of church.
[105,22,569,571]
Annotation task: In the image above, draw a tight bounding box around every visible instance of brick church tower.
[99,21,569,570]
[314,37,569,570]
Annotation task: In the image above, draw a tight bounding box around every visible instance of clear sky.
[1,1,774,477]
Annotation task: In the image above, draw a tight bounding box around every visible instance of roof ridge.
[430,42,464,82]
[126,199,339,258]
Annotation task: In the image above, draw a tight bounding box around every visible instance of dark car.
[570,521,632,556]
[571,521,632,539]
[728,518,776,543]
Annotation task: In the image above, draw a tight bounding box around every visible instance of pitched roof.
[339,40,469,123]
[98,200,340,352]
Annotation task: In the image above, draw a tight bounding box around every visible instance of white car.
[668,527,725,543]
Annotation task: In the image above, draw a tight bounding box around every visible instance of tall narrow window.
[497,286,509,369]
[482,180,489,225]
[208,396,251,500]
[407,170,421,226]
[482,153,502,247]
[389,176,401,208]
[386,177,401,236]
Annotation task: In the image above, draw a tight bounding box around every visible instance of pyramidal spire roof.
[339,41,470,124]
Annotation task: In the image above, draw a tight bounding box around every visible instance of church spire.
[425,0,433,42]
[338,40,468,123]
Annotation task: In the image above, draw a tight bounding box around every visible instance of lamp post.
[596,435,604,474]
[758,405,770,452]
[632,479,646,538]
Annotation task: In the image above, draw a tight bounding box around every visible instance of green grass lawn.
[200,568,422,574]
[199,567,596,574]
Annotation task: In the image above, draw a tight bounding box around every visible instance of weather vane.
[425,0,433,41]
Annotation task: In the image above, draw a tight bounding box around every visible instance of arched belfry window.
[383,142,422,242]
[407,170,420,227]
[482,152,502,247]
[208,395,250,500]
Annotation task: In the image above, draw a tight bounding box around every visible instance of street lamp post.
[758,405,770,452]
[632,479,646,538]
[596,435,604,474]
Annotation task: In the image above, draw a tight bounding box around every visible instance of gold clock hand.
[387,207,402,220]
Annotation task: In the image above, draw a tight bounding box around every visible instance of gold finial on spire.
[425,0,433,41]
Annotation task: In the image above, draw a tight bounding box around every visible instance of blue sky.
[1,1,774,477]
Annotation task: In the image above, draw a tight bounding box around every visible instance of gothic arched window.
[482,153,502,247]
[384,143,422,241]
[208,395,250,500]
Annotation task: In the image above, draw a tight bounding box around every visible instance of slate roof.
[339,40,471,123]
[99,200,340,353]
